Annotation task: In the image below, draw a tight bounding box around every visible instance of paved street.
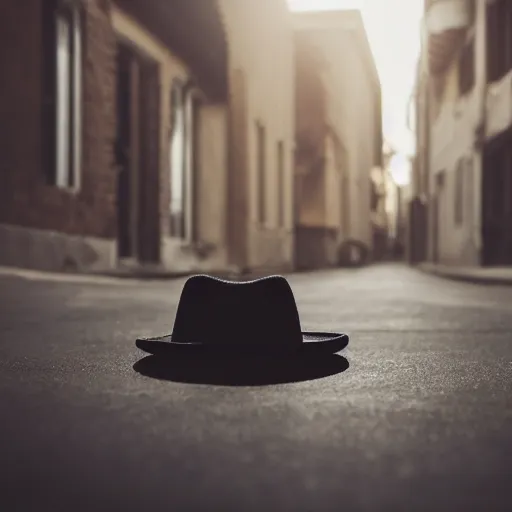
[1,264,511,511]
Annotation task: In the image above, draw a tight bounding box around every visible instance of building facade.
[219,0,295,275]
[0,0,296,276]
[292,10,383,270]
[0,0,230,274]
[0,0,119,272]
[413,0,512,267]
[111,1,229,275]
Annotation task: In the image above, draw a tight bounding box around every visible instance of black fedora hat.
[136,275,349,356]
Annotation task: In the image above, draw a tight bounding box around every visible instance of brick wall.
[0,0,117,240]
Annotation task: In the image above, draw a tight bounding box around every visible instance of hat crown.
[172,275,303,347]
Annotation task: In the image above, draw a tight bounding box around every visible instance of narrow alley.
[1,264,511,511]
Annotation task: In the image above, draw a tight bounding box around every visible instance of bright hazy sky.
[289,0,424,184]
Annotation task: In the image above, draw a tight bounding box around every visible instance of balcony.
[425,0,473,74]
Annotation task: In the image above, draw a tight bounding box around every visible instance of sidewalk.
[418,262,512,286]
[82,258,243,280]
[0,264,239,285]
[91,268,208,280]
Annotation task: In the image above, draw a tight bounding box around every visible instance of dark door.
[432,195,439,264]
[116,43,161,264]
[137,58,161,264]
[116,43,134,259]
[482,141,512,265]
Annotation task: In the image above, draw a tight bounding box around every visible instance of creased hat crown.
[172,275,303,347]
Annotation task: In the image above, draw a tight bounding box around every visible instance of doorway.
[482,132,512,266]
[115,41,161,264]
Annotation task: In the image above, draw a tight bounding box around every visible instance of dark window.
[42,0,84,188]
[257,122,266,224]
[486,0,512,83]
[169,80,187,238]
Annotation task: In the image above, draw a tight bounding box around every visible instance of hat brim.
[135,332,349,357]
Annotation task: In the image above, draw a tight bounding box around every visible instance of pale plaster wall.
[293,21,378,249]
[197,106,228,248]
[428,0,487,266]
[219,0,295,271]
[429,81,480,265]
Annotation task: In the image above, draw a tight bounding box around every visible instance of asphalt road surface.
[1,264,511,511]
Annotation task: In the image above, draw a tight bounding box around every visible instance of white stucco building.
[219,0,296,274]
[292,9,383,269]
[413,0,512,267]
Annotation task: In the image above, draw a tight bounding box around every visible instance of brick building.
[0,0,228,274]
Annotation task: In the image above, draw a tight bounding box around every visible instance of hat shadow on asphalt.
[133,274,350,386]
[133,353,349,386]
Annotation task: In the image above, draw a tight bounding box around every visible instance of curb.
[90,270,226,281]
[416,264,512,287]
[0,265,241,283]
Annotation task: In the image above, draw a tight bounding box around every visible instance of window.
[454,160,464,226]
[169,81,201,241]
[43,0,83,189]
[256,122,266,224]
[169,80,186,238]
[277,141,285,227]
